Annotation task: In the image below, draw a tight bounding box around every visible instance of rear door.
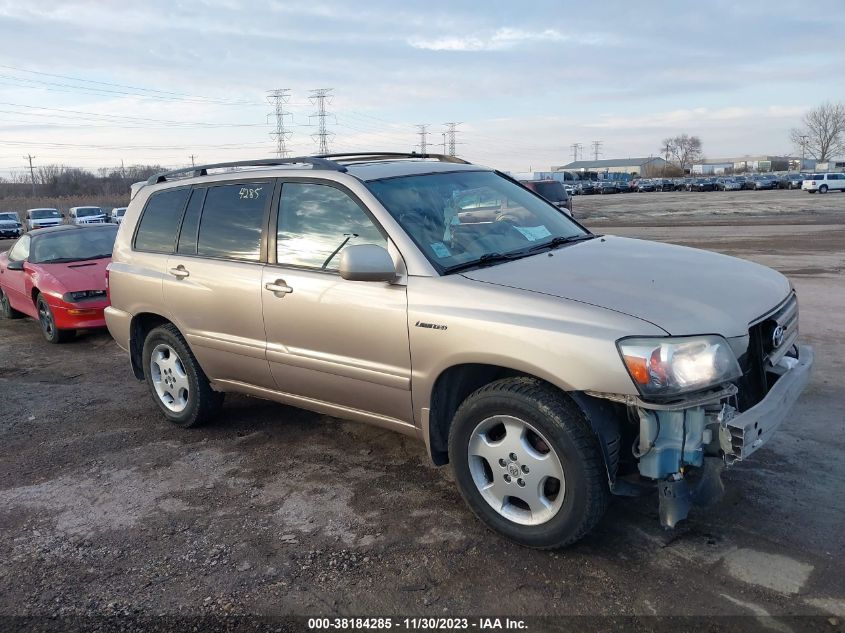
[163,180,275,389]
[260,180,412,423]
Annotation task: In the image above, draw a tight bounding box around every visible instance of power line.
[309,88,334,154]
[267,89,292,157]
[415,124,430,153]
[444,122,461,156]
[591,140,603,161]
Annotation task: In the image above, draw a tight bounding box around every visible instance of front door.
[261,181,412,423]
[163,181,274,389]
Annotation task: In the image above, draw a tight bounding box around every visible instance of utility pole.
[267,89,292,158]
[570,143,583,163]
[189,154,197,167]
[415,124,430,154]
[23,154,36,196]
[798,134,809,169]
[443,122,461,156]
[120,158,126,179]
[442,132,446,154]
[309,88,334,155]
[662,140,671,177]
[591,140,603,161]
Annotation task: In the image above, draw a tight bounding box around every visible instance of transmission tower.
[267,89,292,158]
[444,122,461,156]
[591,140,603,161]
[570,143,583,162]
[309,88,334,155]
[415,124,430,154]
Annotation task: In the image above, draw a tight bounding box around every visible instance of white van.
[110,207,128,224]
[25,208,63,230]
[802,173,845,193]
[68,206,108,224]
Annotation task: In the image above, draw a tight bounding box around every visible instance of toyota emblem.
[771,325,785,349]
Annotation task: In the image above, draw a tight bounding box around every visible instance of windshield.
[115,208,126,217]
[367,170,587,272]
[31,209,61,219]
[0,212,19,222]
[30,226,118,264]
[76,207,103,217]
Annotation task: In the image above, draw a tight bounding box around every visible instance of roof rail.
[146,156,347,185]
[318,152,472,165]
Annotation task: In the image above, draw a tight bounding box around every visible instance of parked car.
[636,179,656,192]
[102,153,812,548]
[25,208,63,231]
[802,173,845,193]
[653,178,674,192]
[0,212,23,238]
[0,224,118,343]
[787,174,806,190]
[110,207,128,224]
[597,181,621,194]
[520,179,572,215]
[717,178,743,191]
[748,176,775,190]
[689,178,716,192]
[576,181,596,195]
[675,178,693,191]
[733,175,750,190]
[69,206,108,225]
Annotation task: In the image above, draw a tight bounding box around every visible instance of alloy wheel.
[38,300,54,338]
[467,415,565,526]
[150,343,190,412]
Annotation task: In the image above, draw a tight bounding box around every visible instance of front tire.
[142,323,223,427]
[0,288,24,319]
[819,185,829,193]
[36,295,73,343]
[448,377,609,549]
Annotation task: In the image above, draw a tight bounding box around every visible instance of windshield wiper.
[528,233,598,252]
[443,251,527,274]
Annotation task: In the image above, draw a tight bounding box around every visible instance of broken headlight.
[63,290,107,302]
[617,335,741,399]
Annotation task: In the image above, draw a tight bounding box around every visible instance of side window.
[8,235,30,261]
[277,182,386,270]
[196,182,267,261]
[177,188,206,255]
[134,188,191,253]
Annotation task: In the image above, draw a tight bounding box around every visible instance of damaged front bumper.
[590,345,814,528]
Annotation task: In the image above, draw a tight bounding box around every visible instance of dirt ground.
[1,189,844,624]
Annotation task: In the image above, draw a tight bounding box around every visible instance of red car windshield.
[29,227,118,264]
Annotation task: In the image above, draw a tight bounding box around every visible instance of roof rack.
[318,152,472,165]
[146,156,347,185]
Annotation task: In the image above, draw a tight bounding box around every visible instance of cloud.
[407,27,601,51]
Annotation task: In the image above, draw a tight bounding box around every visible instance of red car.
[0,224,117,343]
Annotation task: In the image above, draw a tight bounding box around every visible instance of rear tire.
[36,295,73,343]
[0,288,24,319]
[142,323,223,427]
[448,377,609,549]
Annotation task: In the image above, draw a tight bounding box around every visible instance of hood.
[460,236,790,337]
[35,258,110,293]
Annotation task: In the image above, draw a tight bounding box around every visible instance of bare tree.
[789,102,845,162]
[660,134,703,172]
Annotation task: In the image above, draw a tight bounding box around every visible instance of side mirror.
[7,260,24,271]
[339,244,396,282]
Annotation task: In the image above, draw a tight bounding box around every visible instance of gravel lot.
[1,189,843,624]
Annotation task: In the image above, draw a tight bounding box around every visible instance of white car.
[0,211,23,238]
[802,173,845,193]
[69,206,108,224]
[110,207,128,224]
[25,208,63,230]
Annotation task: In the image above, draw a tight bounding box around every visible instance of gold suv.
[106,153,813,547]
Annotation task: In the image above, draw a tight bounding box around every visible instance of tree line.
[0,164,166,199]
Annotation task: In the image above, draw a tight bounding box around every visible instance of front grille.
[736,293,799,411]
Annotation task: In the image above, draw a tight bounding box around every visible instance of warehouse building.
[552,157,668,176]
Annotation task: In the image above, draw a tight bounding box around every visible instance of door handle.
[168,266,190,279]
[264,280,293,295]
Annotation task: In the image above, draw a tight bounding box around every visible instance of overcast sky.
[1,0,844,176]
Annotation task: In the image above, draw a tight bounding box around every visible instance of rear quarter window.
[134,188,191,253]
